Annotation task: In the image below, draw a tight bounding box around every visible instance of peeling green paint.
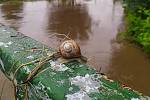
[0,24,147,100]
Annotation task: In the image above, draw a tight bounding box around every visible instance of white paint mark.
[27,55,34,59]
[23,67,31,73]
[0,42,6,47]
[35,82,51,100]
[14,51,19,53]
[0,58,5,71]
[49,60,69,71]
[4,45,8,47]
[2,29,6,32]
[0,41,13,48]
[70,74,100,93]
[57,80,65,85]
[47,87,51,91]
[69,87,73,91]
[7,41,12,45]
[66,91,91,100]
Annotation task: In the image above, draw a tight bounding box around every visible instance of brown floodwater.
[0,0,150,98]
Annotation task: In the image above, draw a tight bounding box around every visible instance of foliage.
[123,0,150,55]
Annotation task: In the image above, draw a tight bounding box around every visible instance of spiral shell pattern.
[59,40,81,59]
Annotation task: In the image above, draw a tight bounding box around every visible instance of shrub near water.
[123,0,150,55]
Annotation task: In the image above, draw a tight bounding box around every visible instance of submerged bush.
[123,0,150,55]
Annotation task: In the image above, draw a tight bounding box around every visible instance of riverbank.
[120,0,150,55]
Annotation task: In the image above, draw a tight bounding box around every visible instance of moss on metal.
[0,24,145,100]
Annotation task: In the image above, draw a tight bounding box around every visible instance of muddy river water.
[0,0,150,98]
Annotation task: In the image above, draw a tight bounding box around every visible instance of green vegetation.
[122,0,150,55]
[0,0,15,3]
[0,0,10,2]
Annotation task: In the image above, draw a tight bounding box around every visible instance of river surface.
[0,0,150,98]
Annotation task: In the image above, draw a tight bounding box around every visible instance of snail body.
[59,40,81,59]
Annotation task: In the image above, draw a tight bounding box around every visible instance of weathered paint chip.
[131,98,140,100]
[70,74,100,93]
[66,91,91,100]
[49,60,69,71]
[23,67,31,73]
[26,55,34,59]
[0,41,12,47]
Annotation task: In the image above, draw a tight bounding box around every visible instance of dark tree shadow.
[47,0,92,41]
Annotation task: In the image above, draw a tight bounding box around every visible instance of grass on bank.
[120,0,150,55]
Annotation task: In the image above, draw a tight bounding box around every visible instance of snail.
[59,40,87,62]
[22,40,87,84]
[59,40,81,59]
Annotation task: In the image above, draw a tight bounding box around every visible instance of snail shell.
[59,40,81,59]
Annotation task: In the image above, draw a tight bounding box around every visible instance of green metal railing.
[0,24,147,100]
